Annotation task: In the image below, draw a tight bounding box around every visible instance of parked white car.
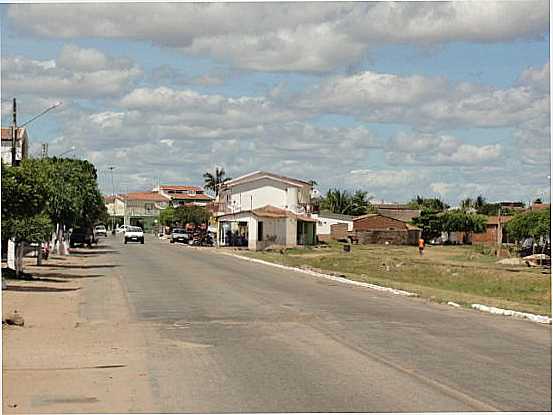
[124,226,144,244]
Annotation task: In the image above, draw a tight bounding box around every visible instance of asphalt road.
[109,235,551,412]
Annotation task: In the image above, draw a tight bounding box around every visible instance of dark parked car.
[70,227,95,248]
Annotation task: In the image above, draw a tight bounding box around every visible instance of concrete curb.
[222,252,551,325]
[471,304,551,325]
[221,252,418,297]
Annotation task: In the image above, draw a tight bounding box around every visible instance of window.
[257,221,263,241]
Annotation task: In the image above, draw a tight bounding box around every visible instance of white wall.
[314,214,353,235]
[226,178,289,211]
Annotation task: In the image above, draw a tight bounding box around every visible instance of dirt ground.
[2,243,155,413]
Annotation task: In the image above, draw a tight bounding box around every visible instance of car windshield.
[173,229,186,234]
[128,226,142,232]
[95,226,106,230]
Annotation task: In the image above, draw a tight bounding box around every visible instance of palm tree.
[203,167,231,197]
[321,189,353,215]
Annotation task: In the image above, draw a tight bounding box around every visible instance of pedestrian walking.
[418,238,425,256]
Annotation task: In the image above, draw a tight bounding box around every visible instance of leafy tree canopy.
[169,206,211,226]
[505,208,550,241]
[2,160,52,242]
[408,195,449,212]
[203,167,231,196]
[320,188,372,216]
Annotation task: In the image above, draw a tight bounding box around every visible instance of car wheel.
[170,239,174,243]
[141,239,144,244]
[124,239,128,244]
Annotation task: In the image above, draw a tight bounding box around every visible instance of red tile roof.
[253,205,317,222]
[125,192,170,202]
[169,193,213,200]
[486,216,513,225]
[160,185,203,191]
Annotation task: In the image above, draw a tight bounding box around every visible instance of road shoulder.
[2,243,155,413]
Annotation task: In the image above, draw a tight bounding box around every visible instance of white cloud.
[517,63,550,94]
[1,46,142,99]
[385,132,502,166]
[348,169,424,188]
[6,2,548,72]
[296,69,549,130]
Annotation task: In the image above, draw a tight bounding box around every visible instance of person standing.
[418,237,425,256]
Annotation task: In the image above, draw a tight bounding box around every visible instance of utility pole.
[497,206,503,257]
[108,166,116,231]
[11,98,17,166]
[41,143,48,159]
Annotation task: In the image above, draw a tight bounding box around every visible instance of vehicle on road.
[70,226,96,248]
[170,228,189,244]
[125,226,144,244]
[116,224,130,234]
[94,225,107,237]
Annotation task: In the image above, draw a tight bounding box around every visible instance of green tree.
[350,190,371,216]
[203,167,231,197]
[173,206,211,226]
[411,208,443,241]
[440,210,487,243]
[321,189,352,214]
[505,208,551,242]
[2,160,53,276]
[41,158,106,254]
[159,206,176,227]
[408,195,449,211]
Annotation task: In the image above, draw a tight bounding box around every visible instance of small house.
[351,214,421,245]
[314,211,354,242]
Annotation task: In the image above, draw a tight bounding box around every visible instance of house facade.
[350,214,421,245]
[1,127,29,165]
[313,211,354,241]
[104,192,170,230]
[373,204,421,223]
[213,171,317,250]
[155,185,213,207]
[472,215,513,245]
[124,192,171,230]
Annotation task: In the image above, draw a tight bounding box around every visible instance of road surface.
[101,235,551,412]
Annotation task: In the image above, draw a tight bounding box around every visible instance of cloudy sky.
[1,2,550,204]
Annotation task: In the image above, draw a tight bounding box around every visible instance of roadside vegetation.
[2,158,107,277]
[242,242,551,316]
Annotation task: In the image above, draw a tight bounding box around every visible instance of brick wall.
[330,223,348,241]
[353,215,407,231]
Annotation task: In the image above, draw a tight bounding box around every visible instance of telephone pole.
[108,166,116,231]
[11,98,17,166]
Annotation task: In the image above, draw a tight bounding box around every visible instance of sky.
[1,1,550,205]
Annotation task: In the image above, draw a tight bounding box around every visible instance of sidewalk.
[2,242,155,413]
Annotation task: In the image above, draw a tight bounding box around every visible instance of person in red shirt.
[418,238,425,256]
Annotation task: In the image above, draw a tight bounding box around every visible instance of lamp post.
[58,146,76,158]
[10,98,62,165]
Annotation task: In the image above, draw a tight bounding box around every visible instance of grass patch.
[242,243,551,316]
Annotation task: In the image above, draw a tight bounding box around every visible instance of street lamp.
[58,146,76,158]
[11,99,62,165]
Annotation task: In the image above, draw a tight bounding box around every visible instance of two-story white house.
[154,185,214,207]
[214,171,317,250]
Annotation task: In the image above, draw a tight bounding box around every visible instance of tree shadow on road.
[5,285,80,292]
[39,264,118,269]
[70,250,119,256]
